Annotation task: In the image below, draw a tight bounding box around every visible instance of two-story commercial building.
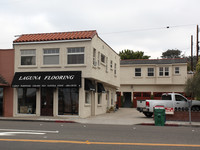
[118,58,188,108]
[12,30,120,118]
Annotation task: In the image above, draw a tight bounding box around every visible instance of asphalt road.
[0,121,199,150]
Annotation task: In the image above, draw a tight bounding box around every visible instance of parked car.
[137,93,200,118]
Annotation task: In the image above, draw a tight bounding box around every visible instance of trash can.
[154,105,165,126]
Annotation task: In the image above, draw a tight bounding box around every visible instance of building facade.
[118,58,189,108]
[0,49,14,117]
[12,30,120,118]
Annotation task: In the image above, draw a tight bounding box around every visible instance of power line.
[100,24,197,35]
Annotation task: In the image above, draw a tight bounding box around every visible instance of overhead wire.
[100,24,197,35]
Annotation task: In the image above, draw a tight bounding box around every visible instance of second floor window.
[98,52,100,66]
[175,67,180,74]
[148,68,154,76]
[114,63,117,75]
[67,47,84,64]
[110,60,113,69]
[21,49,36,65]
[101,54,105,63]
[93,48,97,66]
[159,67,164,76]
[43,48,59,65]
[159,67,169,76]
[135,68,141,76]
[165,67,169,76]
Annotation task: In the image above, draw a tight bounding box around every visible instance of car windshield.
[161,95,172,100]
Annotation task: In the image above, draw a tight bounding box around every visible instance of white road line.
[0,132,46,136]
[0,129,59,133]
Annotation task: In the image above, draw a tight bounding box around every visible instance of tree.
[161,49,182,59]
[185,58,200,99]
[196,57,200,73]
[119,49,150,60]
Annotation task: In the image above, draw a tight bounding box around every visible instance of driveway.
[75,108,153,125]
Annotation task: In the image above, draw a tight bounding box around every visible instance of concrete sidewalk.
[0,108,200,127]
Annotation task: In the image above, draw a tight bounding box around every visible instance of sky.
[0,0,200,58]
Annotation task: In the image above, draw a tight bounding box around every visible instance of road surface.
[0,121,199,150]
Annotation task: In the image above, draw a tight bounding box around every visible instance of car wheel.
[143,112,153,118]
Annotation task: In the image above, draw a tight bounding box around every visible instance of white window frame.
[114,63,117,75]
[147,68,154,76]
[165,67,169,76]
[106,57,108,72]
[93,48,97,67]
[159,67,169,76]
[43,48,59,65]
[101,53,105,64]
[135,68,141,77]
[97,52,100,67]
[110,60,113,70]
[67,47,85,65]
[20,49,36,66]
[175,67,180,74]
[159,67,164,76]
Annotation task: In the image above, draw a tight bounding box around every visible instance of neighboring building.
[12,30,120,118]
[0,49,14,117]
[118,58,188,108]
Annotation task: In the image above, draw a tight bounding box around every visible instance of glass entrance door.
[58,88,79,115]
[41,88,53,116]
[0,88,3,116]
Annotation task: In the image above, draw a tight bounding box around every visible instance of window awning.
[84,79,95,91]
[11,71,81,88]
[97,83,106,93]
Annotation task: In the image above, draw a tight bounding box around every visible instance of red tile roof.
[13,30,97,43]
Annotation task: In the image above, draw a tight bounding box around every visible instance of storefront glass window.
[98,93,102,105]
[0,88,3,116]
[18,88,36,114]
[85,91,91,104]
[58,88,79,115]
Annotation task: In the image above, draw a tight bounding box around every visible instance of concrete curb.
[0,118,77,123]
[138,123,200,127]
[1,118,200,127]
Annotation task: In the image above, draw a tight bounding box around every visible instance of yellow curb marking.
[0,139,200,147]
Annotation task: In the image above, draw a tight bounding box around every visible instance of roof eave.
[13,38,92,45]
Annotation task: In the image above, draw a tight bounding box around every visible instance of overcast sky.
[0,0,200,58]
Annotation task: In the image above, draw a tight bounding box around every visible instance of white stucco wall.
[13,35,120,118]
[119,62,188,96]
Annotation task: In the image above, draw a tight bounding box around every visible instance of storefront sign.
[12,71,81,88]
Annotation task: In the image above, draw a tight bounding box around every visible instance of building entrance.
[123,92,132,108]
[41,88,53,116]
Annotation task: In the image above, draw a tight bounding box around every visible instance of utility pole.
[196,25,199,64]
[191,35,193,71]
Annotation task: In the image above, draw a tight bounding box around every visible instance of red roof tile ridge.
[19,30,97,36]
[13,30,97,43]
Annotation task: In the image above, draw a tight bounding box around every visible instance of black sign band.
[11,71,81,88]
